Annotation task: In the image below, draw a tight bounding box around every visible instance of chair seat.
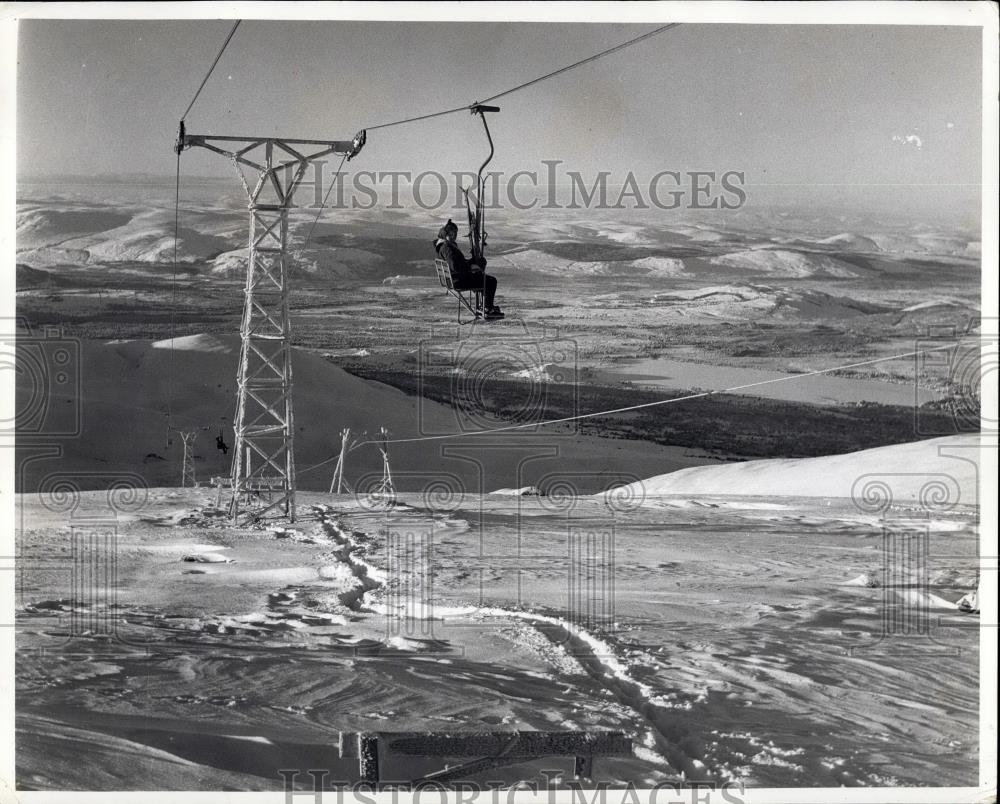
[434,257,483,323]
[434,258,455,290]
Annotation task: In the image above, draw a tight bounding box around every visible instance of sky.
[15,17,984,219]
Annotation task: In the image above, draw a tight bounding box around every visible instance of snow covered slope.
[616,436,980,504]
[14,335,714,494]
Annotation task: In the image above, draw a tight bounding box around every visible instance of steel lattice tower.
[176,129,365,522]
[178,430,198,488]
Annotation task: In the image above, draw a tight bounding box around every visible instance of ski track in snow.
[312,505,709,781]
[305,501,978,787]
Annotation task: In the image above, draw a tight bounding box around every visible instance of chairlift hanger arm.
[471,105,500,186]
[466,105,500,262]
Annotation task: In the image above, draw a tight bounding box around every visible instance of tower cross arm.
[185,134,357,150]
[176,126,367,165]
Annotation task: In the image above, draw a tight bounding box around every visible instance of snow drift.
[614,436,979,504]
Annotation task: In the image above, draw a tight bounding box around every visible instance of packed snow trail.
[313,505,713,782]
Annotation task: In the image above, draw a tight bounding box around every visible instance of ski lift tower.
[175,124,366,522]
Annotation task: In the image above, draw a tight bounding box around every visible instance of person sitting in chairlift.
[434,219,503,318]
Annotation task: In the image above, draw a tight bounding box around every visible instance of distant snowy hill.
[500,248,687,277]
[709,248,861,278]
[649,284,890,320]
[815,232,882,251]
[867,232,974,255]
[210,245,385,278]
[17,204,237,266]
[16,206,132,246]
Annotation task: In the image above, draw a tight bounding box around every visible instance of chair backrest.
[434,258,455,290]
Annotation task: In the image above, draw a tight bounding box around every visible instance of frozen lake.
[597,356,939,406]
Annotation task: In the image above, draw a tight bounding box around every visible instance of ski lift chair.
[433,104,500,326]
[435,258,484,324]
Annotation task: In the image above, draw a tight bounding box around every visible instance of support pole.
[329,428,352,494]
[373,427,395,502]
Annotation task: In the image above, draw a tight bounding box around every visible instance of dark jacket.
[434,238,485,278]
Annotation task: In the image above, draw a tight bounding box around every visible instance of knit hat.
[437,218,459,239]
